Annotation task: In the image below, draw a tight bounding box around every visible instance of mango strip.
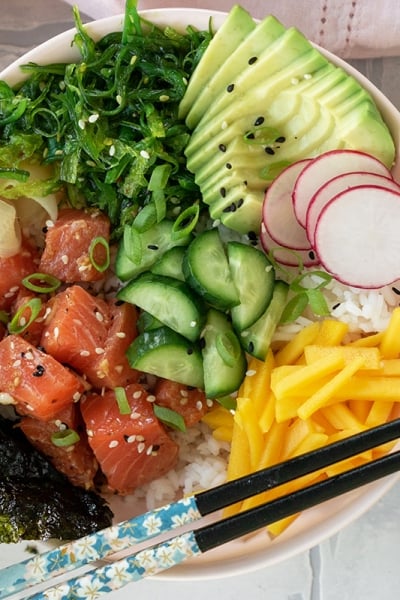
[275,322,321,366]
[304,345,381,369]
[312,319,349,346]
[379,306,400,358]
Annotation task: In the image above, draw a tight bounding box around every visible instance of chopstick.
[1,419,400,599]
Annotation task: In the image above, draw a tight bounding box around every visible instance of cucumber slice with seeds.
[183,228,240,309]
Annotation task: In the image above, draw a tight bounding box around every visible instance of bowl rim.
[1,7,400,581]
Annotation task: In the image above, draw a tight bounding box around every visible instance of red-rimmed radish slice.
[314,185,400,288]
[260,222,319,268]
[262,159,312,251]
[293,149,393,228]
[306,172,400,247]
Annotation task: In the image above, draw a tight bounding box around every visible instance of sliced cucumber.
[151,246,186,281]
[239,280,289,360]
[227,241,276,331]
[118,273,205,342]
[183,228,240,309]
[137,311,164,334]
[115,219,192,281]
[127,326,204,389]
[201,308,247,398]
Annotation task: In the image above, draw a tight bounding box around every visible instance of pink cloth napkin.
[62,0,400,59]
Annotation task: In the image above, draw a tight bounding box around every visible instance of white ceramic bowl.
[1,8,400,581]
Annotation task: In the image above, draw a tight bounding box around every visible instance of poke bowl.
[1,2,400,582]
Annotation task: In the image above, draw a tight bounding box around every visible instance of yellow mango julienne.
[204,309,400,537]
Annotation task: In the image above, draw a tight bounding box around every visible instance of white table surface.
[1,1,400,598]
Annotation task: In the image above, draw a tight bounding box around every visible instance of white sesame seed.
[80,350,90,357]
[61,254,69,264]
[95,311,104,322]
[19,317,27,327]
[95,347,105,354]
[0,393,16,406]
[116,94,123,105]
[126,435,136,443]
[190,321,197,328]
[182,76,188,85]
[196,400,203,411]
[109,145,116,157]
[180,389,188,397]
[45,219,54,228]
[206,399,214,408]
[136,435,145,442]
[246,369,257,377]
[130,412,141,420]
[116,332,126,338]
[303,73,313,79]
[73,392,81,402]
[88,113,99,123]
[53,327,59,340]
[13,359,21,368]
[133,390,142,399]
[78,119,86,130]
[9,286,19,293]
[24,351,34,360]
[159,94,169,102]
[146,445,153,455]
[291,77,299,85]
[146,395,156,403]
[109,440,119,448]
[140,150,150,160]
[137,442,145,454]
[87,429,94,437]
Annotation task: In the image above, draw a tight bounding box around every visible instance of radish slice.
[314,185,400,288]
[262,159,312,250]
[293,150,393,228]
[260,222,319,268]
[306,172,400,246]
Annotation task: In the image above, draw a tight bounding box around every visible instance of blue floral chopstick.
[1,418,400,599]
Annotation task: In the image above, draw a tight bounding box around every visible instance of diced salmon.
[10,289,48,346]
[80,384,179,494]
[155,379,212,427]
[0,335,84,420]
[41,285,139,389]
[39,208,110,283]
[19,403,98,489]
[0,240,39,310]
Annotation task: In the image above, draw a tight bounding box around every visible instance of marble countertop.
[1,1,400,598]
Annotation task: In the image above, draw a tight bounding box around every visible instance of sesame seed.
[19,317,27,327]
[180,389,189,397]
[218,144,227,152]
[73,392,81,402]
[291,77,299,85]
[45,220,54,228]
[95,347,105,354]
[109,440,119,448]
[116,332,126,338]
[303,73,313,79]
[80,350,90,357]
[248,56,258,65]
[95,311,104,322]
[206,399,214,408]
[146,395,156,403]
[246,369,257,377]
[130,412,141,419]
[159,94,170,102]
[133,390,142,399]
[53,327,59,340]
[9,286,19,293]
[126,435,136,443]
[180,397,188,406]
[227,83,235,92]
[190,320,197,328]
[254,116,265,126]
[140,150,150,159]
[78,119,86,130]
[87,429,94,437]
[146,445,153,455]
[88,113,99,123]
[116,94,123,105]
[136,435,145,442]
[109,145,116,157]
[13,359,21,368]
[196,400,203,411]
[24,351,34,360]
[61,254,69,264]
[137,442,145,454]
[220,187,226,198]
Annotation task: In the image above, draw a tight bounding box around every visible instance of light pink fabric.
[62,0,400,59]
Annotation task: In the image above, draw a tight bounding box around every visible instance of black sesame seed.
[392,286,400,296]
[248,230,257,241]
[227,83,235,93]
[42,226,48,234]
[248,341,255,353]
[219,143,227,152]
[254,116,265,126]
[32,365,45,377]
[220,187,226,198]
[245,132,255,140]
[332,303,341,310]
[237,198,244,209]
[187,347,194,355]
[248,56,258,65]
[308,250,316,260]
[265,147,275,155]
[199,337,206,350]
[226,162,232,169]
[147,244,159,250]
[275,136,286,143]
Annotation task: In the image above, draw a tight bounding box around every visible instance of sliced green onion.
[259,160,292,182]
[267,247,304,278]
[153,404,186,432]
[216,330,241,368]
[148,164,172,192]
[171,204,200,240]
[216,395,237,411]
[51,428,80,447]
[22,272,61,294]
[8,297,42,335]
[290,270,332,293]
[280,292,309,324]
[133,203,157,232]
[114,386,131,415]
[123,224,142,264]
[306,288,331,317]
[89,236,110,272]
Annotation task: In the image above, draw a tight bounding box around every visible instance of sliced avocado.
[178,5,256,121]
[209,188,265,235]
[185,14,286,129]
[186,47,329,161]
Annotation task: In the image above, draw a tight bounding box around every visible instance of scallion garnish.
[153,404,186,432]
[280,269,333,324]
[8,297,42,335]
[171,204,200,240]
[22,273,61,294]
[114,386,131,415]
[215,331,241,368]
[88,236,110,272]
[51,428,80,447]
